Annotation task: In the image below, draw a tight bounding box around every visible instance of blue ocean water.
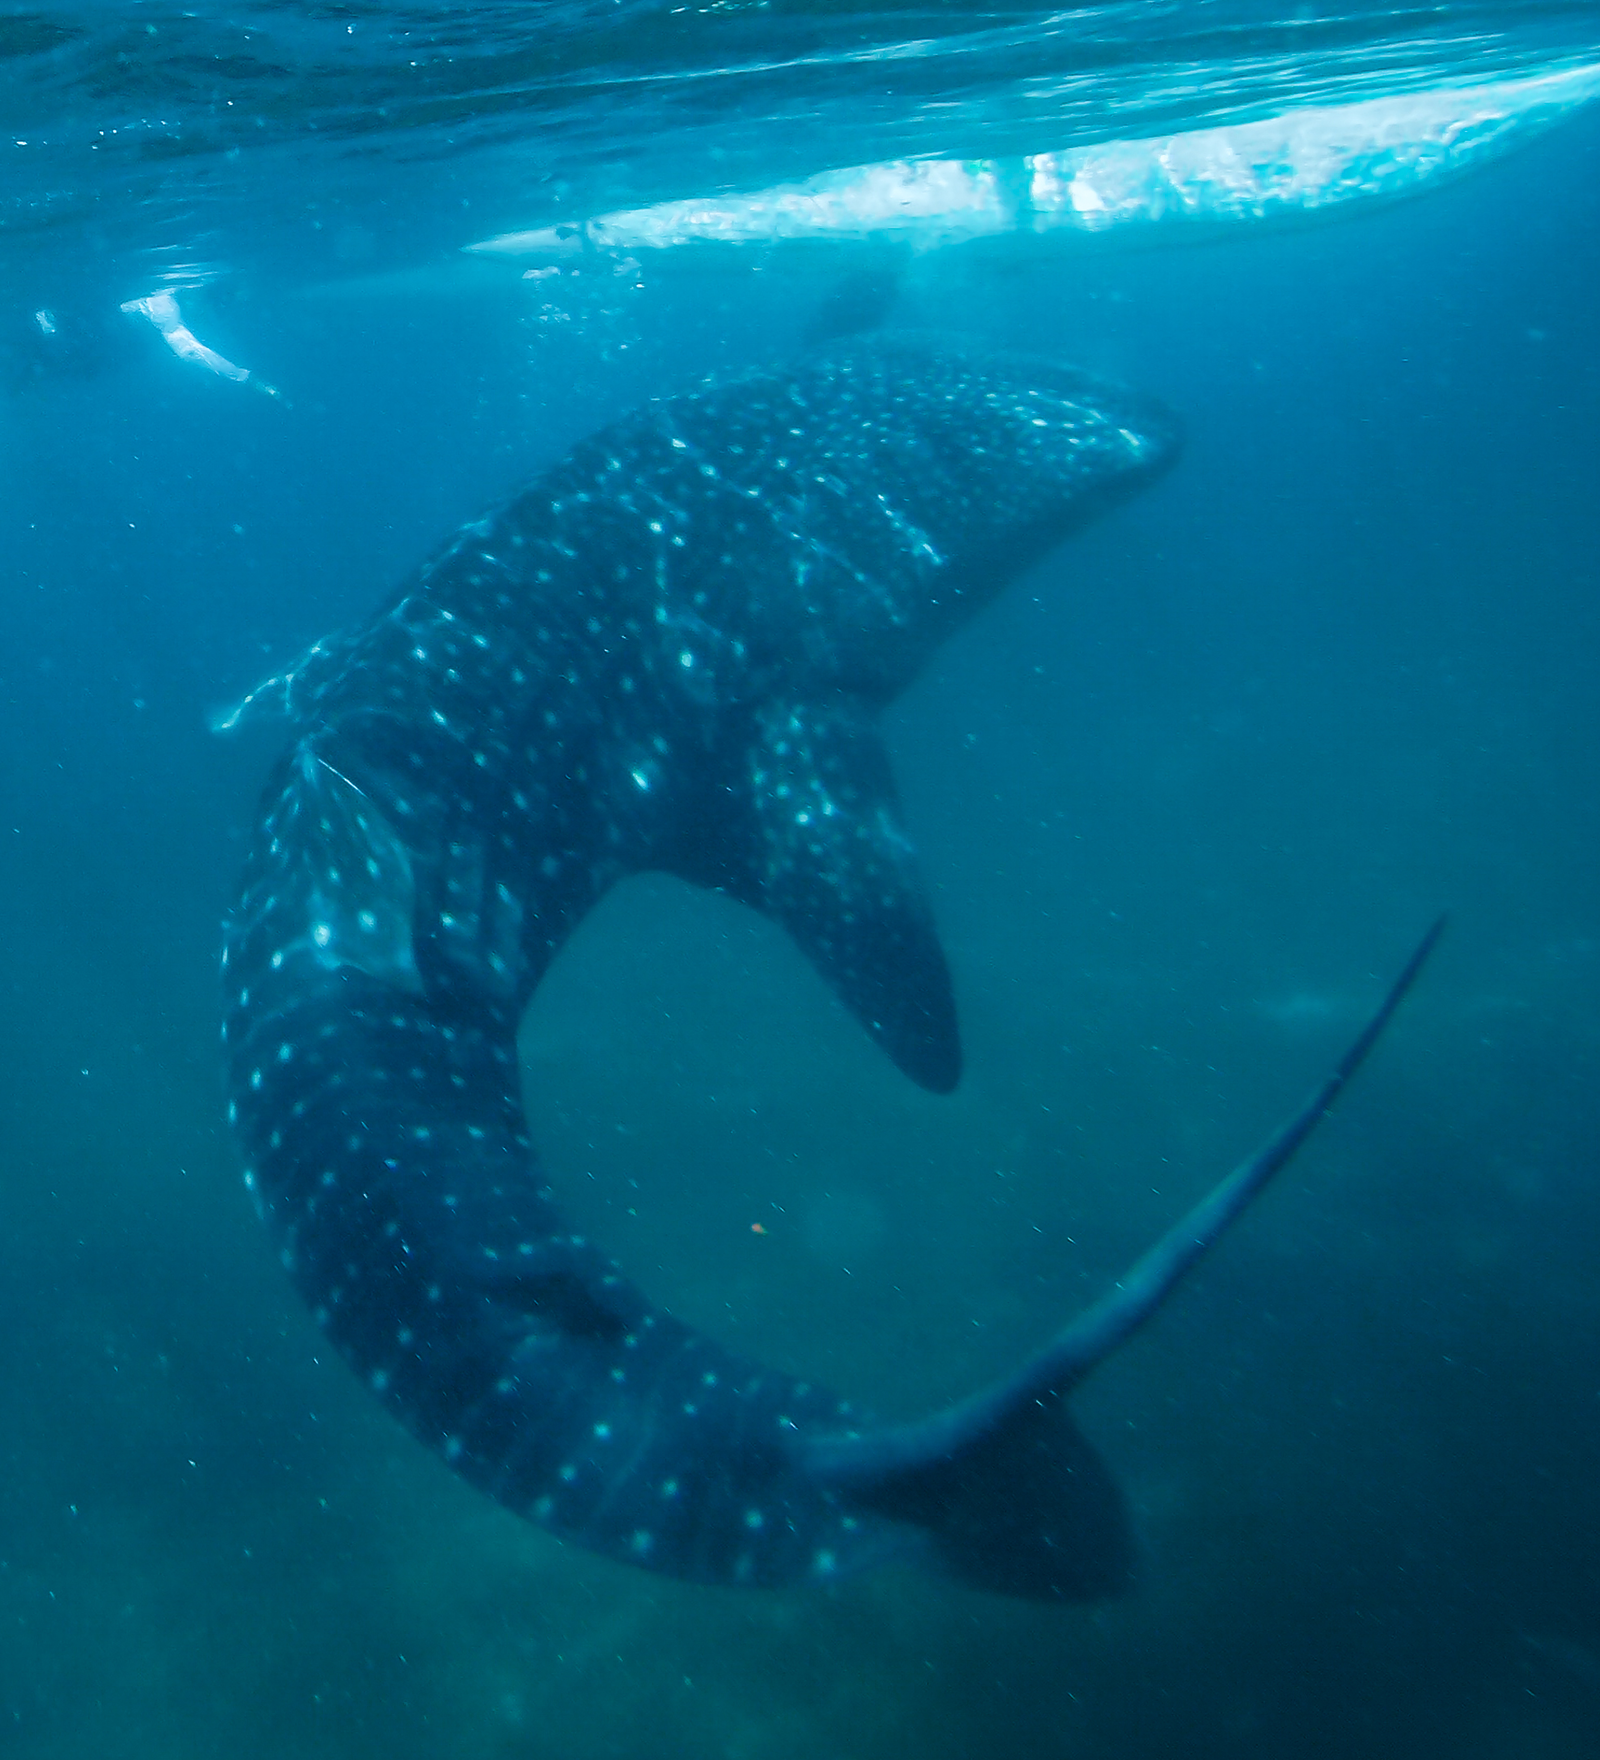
[1,3,1598,1754]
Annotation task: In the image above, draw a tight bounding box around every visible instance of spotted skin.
[223,340,1179,1593]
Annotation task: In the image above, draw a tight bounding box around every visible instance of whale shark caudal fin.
[807,916,1445,1599]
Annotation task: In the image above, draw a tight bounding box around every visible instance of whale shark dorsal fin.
[717,694,960,1093]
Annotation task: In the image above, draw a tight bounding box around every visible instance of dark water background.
[2,5,1600,1755]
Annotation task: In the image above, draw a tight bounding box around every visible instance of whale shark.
[222,337,1438,1599]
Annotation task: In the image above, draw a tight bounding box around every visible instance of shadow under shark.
[222,337,1438,1600]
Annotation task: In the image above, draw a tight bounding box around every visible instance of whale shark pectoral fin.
[297,752,426,997]
[732,696,960,1093]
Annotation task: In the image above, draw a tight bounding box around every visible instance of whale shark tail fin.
[847,1390,1138,1600]
[805,918,1444,1599]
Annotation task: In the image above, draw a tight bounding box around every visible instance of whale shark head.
[629,338,1182,707]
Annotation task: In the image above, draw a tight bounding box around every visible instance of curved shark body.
[223,339,1433,1598]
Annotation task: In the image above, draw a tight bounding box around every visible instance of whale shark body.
[223,338,1437,1599]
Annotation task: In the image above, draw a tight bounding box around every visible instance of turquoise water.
[2,4,1599,1754]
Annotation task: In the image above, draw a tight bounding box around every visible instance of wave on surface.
[4,2,1599,284]
[466,60,1600,264]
